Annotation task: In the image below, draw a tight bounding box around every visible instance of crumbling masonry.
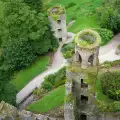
[64,29,101,120]
[64,29,120,120]
[48,5,67,42]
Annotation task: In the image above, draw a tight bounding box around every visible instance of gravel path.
[17,33,120,104]
[99,33,120,63]
[16,32,74,104]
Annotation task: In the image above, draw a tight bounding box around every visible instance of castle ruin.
[48,5,67,42]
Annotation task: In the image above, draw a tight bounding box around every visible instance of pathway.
[99,33,120,63]
[17,33,120,104]
[16,32,75,104]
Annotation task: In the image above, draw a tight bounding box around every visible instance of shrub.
[65,2,76,9]
[41,67,66,91]
[54,79,66,88]
[94,28,113,46]
[97,100,118,112]
[97,1,120,33]
[61,42,75,59]
[100,71,120,101]
[103,60,120,68]
[33,88,48,98]
[44,74,55,85]
[42,81,53,91]
[0,83,17,106]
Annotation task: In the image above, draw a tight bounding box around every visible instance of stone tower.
[64,29,101,120]
[48,5,67,42]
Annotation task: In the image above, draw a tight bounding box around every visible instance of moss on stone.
[75,29,101,49]
[65,93,73,103]
[67,64,98,95]
[48,5,65,21]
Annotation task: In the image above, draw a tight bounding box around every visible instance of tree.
[100,71,120,100]
[2,38,36,71]
[0,0,58,55]
[0,68,17,105]
[0,83,17,106]
[24,0,43,12]
[97,0,120,33]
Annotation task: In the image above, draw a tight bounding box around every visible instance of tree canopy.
[0,0,58,105]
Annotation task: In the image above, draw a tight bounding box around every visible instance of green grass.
[68,16,99,33]
[27,85,65,113]
[11,56,50,91]
[44,0,104,33]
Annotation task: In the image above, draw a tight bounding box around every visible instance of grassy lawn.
[11,56,50,91]
[44,0,104,33]
[68,16,99,33]
[27,85,65,113]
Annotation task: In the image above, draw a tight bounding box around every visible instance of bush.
[33,88,48,98]
[97,1,120,33]
[61,42,75,59]
[65,2,76,9]
[100,71,120,101]
[41,67,66,91]
[42,81,53,91]
[97,100,119,112]
[0,68,17,105]
[94,28,113,46]
[0,83,17,106]
[103,60,120,68]
[54,79,66,88]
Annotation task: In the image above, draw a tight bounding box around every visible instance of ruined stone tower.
[48,5,67,42]
[64,29,101,120]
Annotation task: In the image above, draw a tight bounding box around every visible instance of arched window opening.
[79,54,82,63]
[81,79,88,88]
[88,54,94,66]
[81,95,88,104]
[80,114,87,120]
[76,51,82,64]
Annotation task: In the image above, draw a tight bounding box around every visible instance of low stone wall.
[18,110,57,120]
[0,101,57,120]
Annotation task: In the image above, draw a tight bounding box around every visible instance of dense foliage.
[100,71,120,101]
[34,67,66,97]
[0,0,58,56]
[61,42,75,59]
[97,0,120,33]
[0,68,17,105]
[94,28,113,45]
[97,100,120,112]
[2,38,36,71]
[42,67,66,91]
[0,0,58,105]
[24,0,43,12]
[103,60,120,68]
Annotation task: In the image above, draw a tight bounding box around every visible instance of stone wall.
[48,14,67,42]
[0,101,57,120]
